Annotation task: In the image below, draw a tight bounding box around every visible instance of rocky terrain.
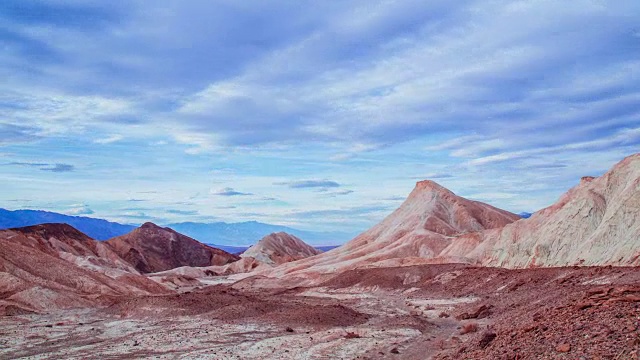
[0,224,169,316]
[1,153,639,359]
[1,265,638,359]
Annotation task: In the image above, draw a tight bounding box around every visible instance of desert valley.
[1,153,639,359]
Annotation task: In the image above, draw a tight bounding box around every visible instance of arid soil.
[2,264,639,359]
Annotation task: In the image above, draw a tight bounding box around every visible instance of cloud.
[1,1,639,232]
[166,209,199,216]
[94,134,124,144]
[210,187,253,196]
[65,204,94,215]
[421,173,454,180]
[288,204,393,220]
[40,163,75,172]
[7,161,75,172]
[277,179,341,189]
[324,189,354,197]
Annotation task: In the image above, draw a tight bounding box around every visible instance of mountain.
[0,224,168,314]
[518,212,533,218]
[260,153,640,283]
[442,153,640,267]
[0,209,354,246]
[105,222,239,273]
[0,209,136,240]
[263,180,520,278]
[241,232,322,266]
[165,221,355,246]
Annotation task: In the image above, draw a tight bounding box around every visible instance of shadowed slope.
[106,222,239,273]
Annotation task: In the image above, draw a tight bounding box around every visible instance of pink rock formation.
[106,222,239,273]
[442,153,640,267]
[241,232,322,266]
[257,153,640,283]
[151,232,321,279]
[260,180,519,279]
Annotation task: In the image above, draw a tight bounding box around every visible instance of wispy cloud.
[166,209,198,216]
[94,134,124,144]
[210,187,253,197]
[7,161,75,172]
[41,163,74,172]
[276,179,341,189]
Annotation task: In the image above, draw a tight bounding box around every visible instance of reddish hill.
[106,222,239,273]
[0,223,168,314]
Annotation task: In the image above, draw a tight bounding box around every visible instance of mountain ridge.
[0,209,355,246]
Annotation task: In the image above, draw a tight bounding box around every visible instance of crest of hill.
[241,232,322,266]
[106,222,239,273]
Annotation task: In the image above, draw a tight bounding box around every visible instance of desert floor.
[2,265,639,359]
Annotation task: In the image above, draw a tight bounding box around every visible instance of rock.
[556,343,571,352]
[479,331,497,349]
[460,323,479,335]
[457,305,493,320]
[344,332,361,339]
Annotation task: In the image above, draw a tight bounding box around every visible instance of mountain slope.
[442,153,640,267]
[241,232,322,266]
[0,209,135,240]
[262,180,519,277]
[106,223,240,273]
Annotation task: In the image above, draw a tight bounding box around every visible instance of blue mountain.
[518,212,533,219]
[165,221,355,247]
[0,208,136,240]
[0,208,355,246]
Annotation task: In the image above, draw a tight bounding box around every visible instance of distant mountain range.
[0,208,355,246]
[165,221,355,247]
[0,208,136,240]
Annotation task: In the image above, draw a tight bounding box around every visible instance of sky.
[0,0,639,233]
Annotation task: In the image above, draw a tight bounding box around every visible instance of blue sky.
[0,0,639,233]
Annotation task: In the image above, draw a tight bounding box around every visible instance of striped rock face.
[442,153,640,268]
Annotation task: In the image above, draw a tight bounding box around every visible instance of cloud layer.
[0,0,638,233]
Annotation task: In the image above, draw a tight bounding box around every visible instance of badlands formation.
[241,232,323,266]
[0,153,639,359]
